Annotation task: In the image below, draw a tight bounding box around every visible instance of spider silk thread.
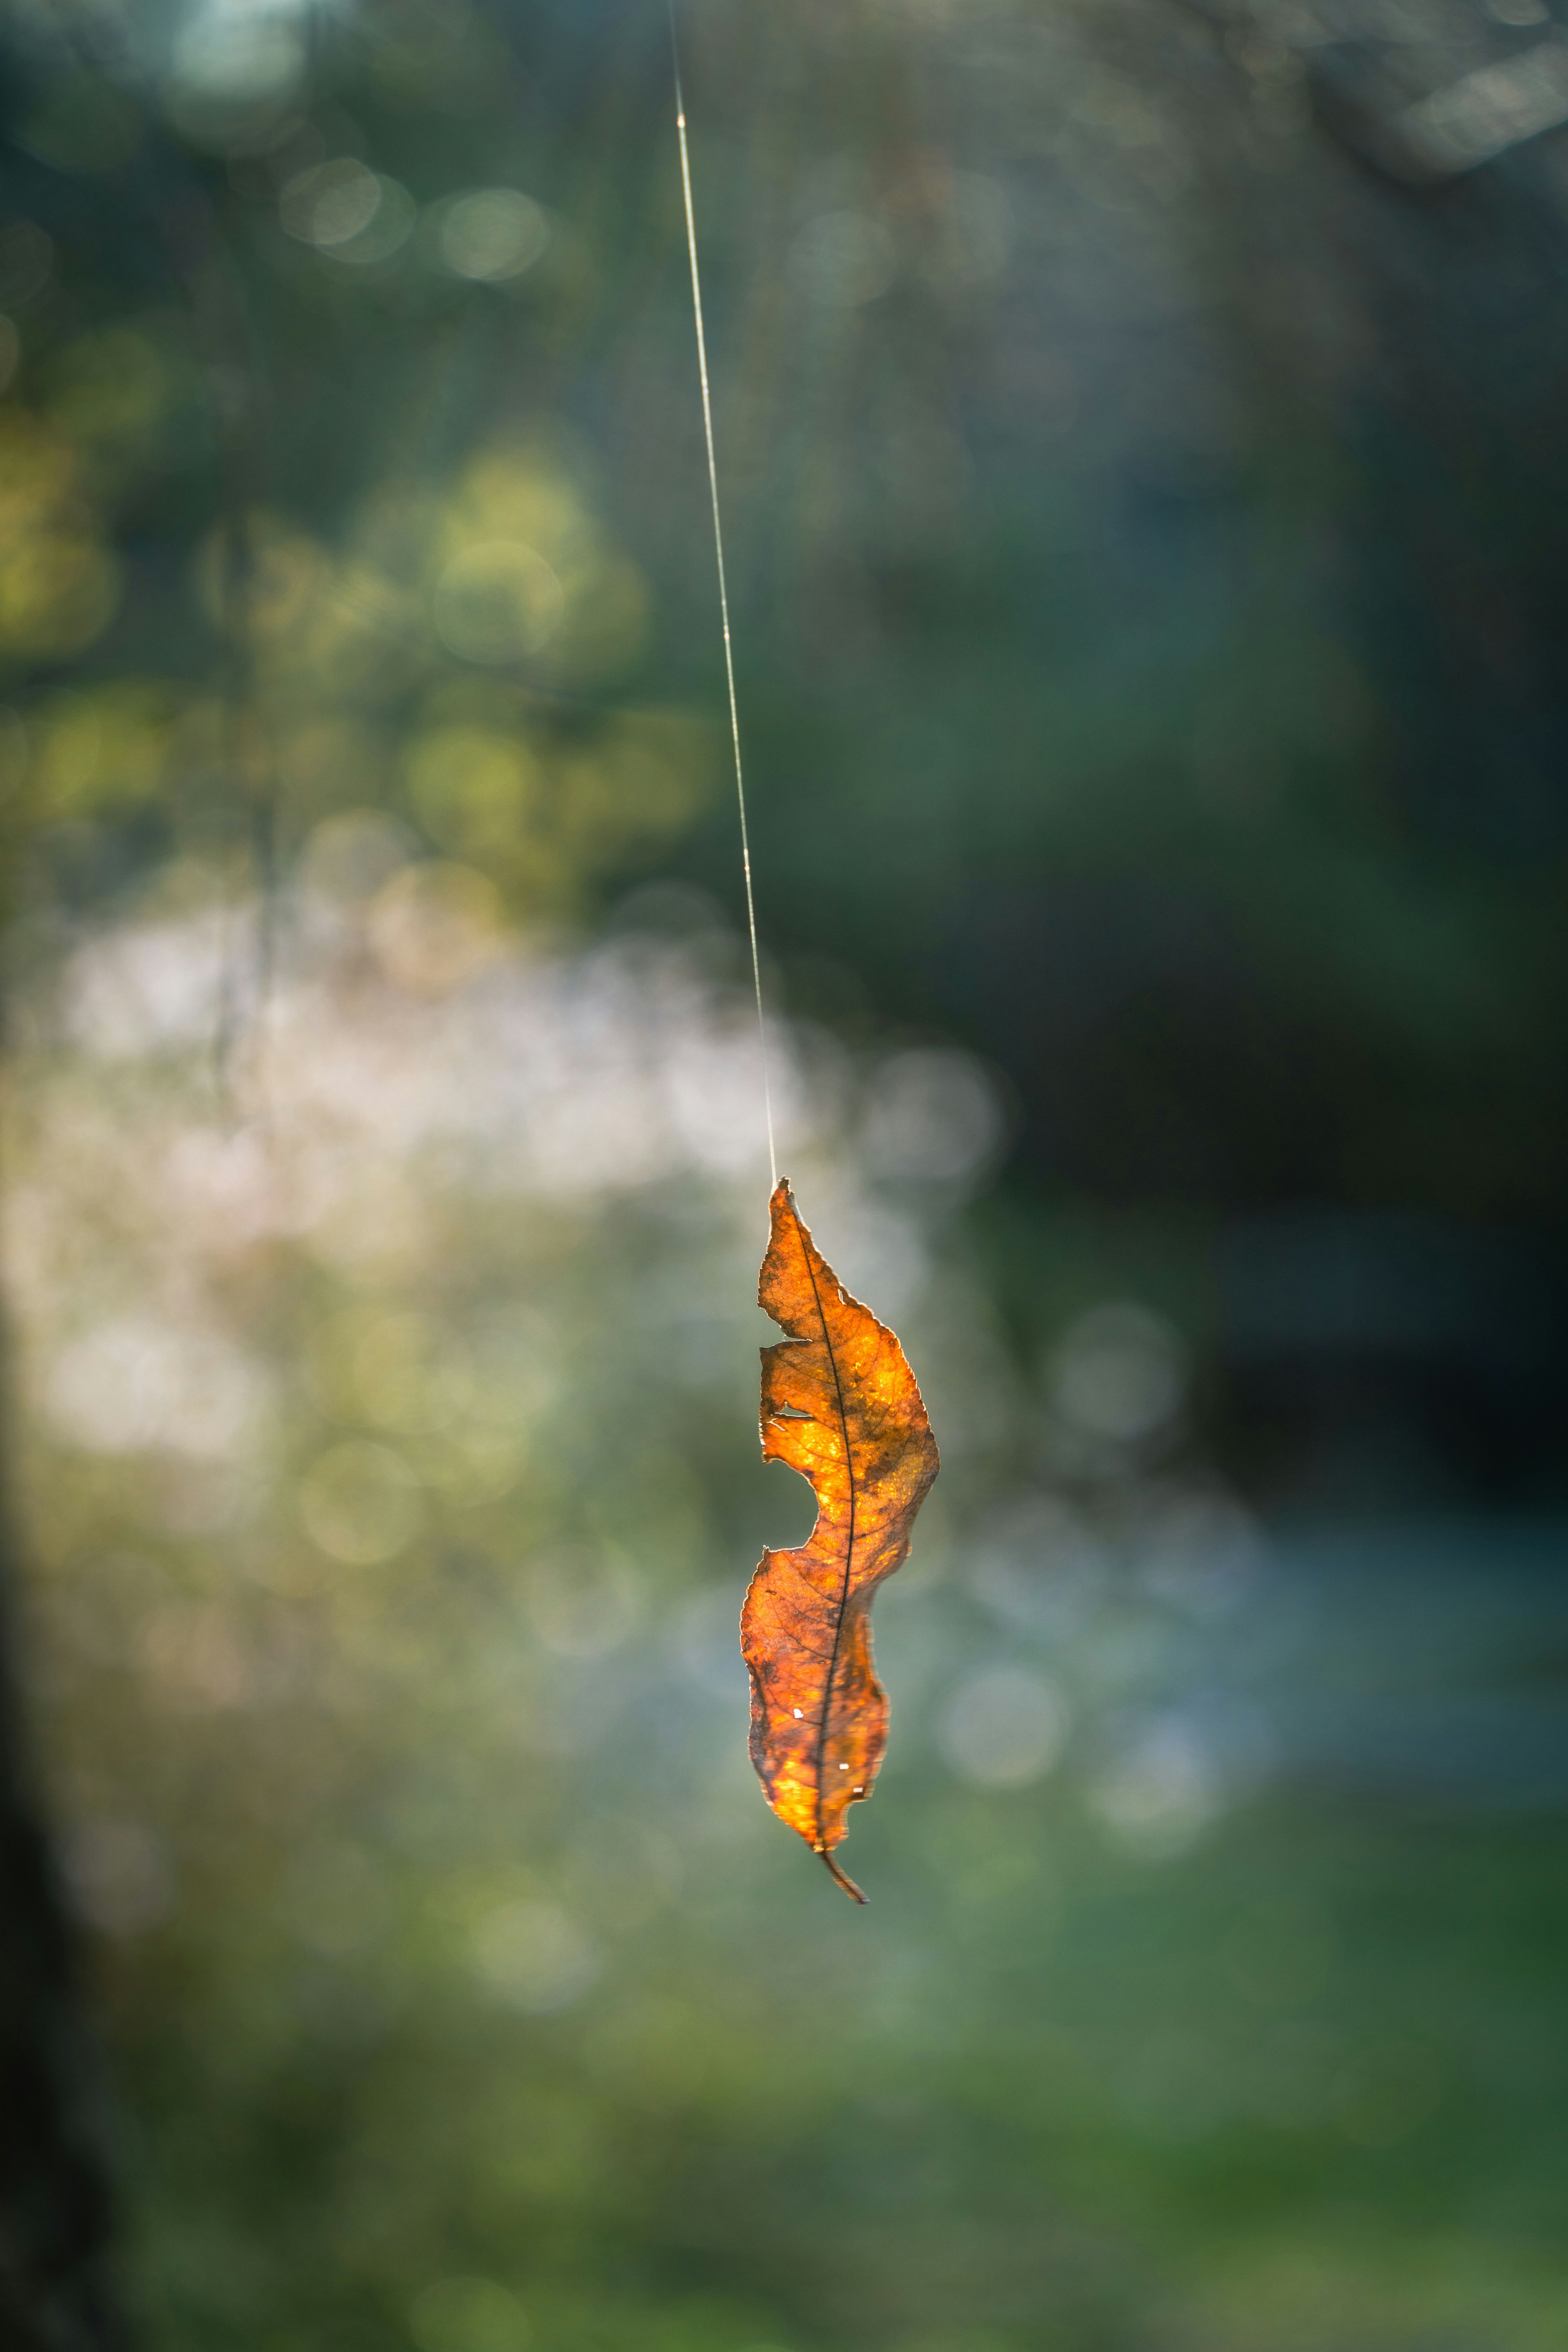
[667,0,779,1192]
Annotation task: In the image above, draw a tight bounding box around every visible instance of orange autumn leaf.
[741,1180,940,1902]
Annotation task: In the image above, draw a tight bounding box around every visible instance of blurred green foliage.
[13,947,1568,2352]
[2,2,1567,2350]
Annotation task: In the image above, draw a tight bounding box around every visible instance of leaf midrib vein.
[795,1206,858,1858]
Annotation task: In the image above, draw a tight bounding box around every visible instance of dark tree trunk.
[0,1430,127,2349]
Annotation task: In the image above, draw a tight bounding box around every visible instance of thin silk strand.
[668,0,778,1190]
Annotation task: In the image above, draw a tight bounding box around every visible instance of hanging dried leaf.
[742,1180,940,1901]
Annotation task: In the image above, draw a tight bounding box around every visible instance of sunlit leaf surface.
[745,1182,939,1898]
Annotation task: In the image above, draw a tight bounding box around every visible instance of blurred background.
[1,0,1566,2348]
